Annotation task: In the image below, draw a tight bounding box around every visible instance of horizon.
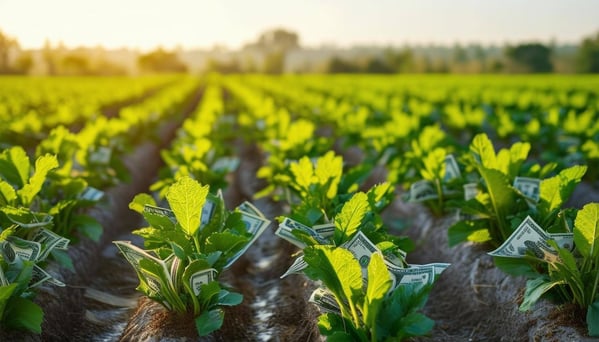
[1,0,598,51]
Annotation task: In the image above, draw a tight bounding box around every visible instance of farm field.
[1,73,599,341]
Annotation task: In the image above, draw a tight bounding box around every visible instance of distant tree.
[255,28,299,52]
[13,52,32,74]
[576,31,599,73]
[263,51,285,74]
[384,48,414,73]
[452,43,468,64]
[325,57,361,73]
[138,48,188,73]
[472,44,487,72]
[505,43,553,73]
[205,58,242,74]
[365,58,393,73]
[0,30,19,73]
[60,54,91,75]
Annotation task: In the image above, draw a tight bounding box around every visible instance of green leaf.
[204,232,248,256]
[493,256,537,277]
[217,289,243,306]
[0,146,30,188]
[18,154,59,206]
[73,214,103,241]
[478,167,515,242]
[4,297,43,334]
[303,246,362,321]
[166,176,209,237]
[0,283,18,318]
[195,308,224,336]
[129,193,156,214]
[539,165,587,216]
[520,277,563,311]
[587,301,599,337]
[574,203,599,258]
[0,181,17,205]
[398,312,435,337]
[289,156,314,192]
[506,142,531,179]
[470,133,496,169]
[334,192,369,244]
[363,252,392,330]
[447,220,490,246]
[50,249,75,272]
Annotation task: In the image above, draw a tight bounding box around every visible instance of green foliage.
[117,176,269,336]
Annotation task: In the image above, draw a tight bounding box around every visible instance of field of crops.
[1,73,599,341]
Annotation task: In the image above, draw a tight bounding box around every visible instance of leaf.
[4,297,43,334]
[0,146,30,188]
[289,156,314,192]
[447,220,490,246]
[493,256,537,277]
[398,312,435,338]
[18,154,59,206]
[587,301,599,337]
[539,165,587,216]
[363,252,392,329]
[73,214,103,241]
[204,232,248,257]
[195,308,224,336]
[303,246,362,318]
[470,133,496,169]
[0,181,17,205]
[506,142,531,179]
[574,203,599,258]
[0,283,18,318]
[217,289,243,306]
[477,167,515,242]
[50,249,75,272]
[314,151,343,199]
[129,193,156,214]
[519,277,563,311]
[166,177,209,236]
[334,192,369,244]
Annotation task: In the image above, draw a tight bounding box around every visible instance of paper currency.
[114,241,170,283]
[488,216,556,259]
[444,154,461,181]
[312,223,335,239]
[224,211,271,268]
[513,177,540,202]
[237,201,265,218]
[30,264,65,288]
[549,232,574,251]
[80,187,104,201]
[32,228,69,261]
[409,180,437,202]
[280,255,308,278]
[1,237,41,263]
[275,217,327,248]
[143,204,177,222]
[309,287,341,314]
[463,183,479,201]
[189,268,217,296]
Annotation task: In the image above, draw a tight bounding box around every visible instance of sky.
[1,0,598,51]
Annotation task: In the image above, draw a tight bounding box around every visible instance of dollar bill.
[224,211,271,269]
[343,232,396,289]
[409,180,437,202]
[385,263,435,288]
[30,264,65,288]
[89,146,112,165]
[80,186,104,201]
[32,228,69,261]
[309,287,341,314]
[114,241,171,289]
[313,223,335,239]
[1,237,41,263]
[463,183,479,201]
[280,255,308,278]
[444,154,461,181]
[275,217,327,248]
[488,216,556,259]
[549,232,574,251]
[237,201,264,218]
[143,204,177,222]
[189,268,217,296]
[0,266,8,286]
[513,177,540,202]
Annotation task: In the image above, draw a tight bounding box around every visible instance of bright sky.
[1,0,598,50]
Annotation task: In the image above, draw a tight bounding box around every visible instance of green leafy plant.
[116,176,270,336]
